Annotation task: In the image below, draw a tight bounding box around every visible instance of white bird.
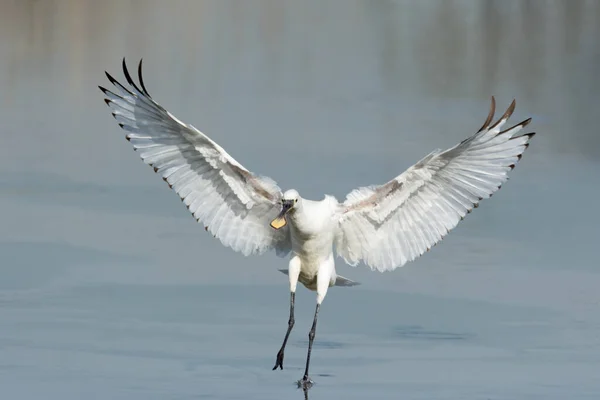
[99,59,535,388]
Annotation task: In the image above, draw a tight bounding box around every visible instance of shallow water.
[1,1,600,399]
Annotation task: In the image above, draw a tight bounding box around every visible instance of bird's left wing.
[335,98,534,271]
[99,59,291,257]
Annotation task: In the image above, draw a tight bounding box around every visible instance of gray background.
[1,1,599,399]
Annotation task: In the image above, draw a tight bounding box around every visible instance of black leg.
[273,291,295,370]
[299,303,320,388]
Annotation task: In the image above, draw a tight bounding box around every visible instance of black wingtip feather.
[122,58,143,94]
[162,176,173,188]
[513,133,535,166]
[477,96,496,133]
[105,71,118,85]
[104,98,111,106]
[489,99,517,131]
[99,86,124,101]
[118,123,124,129]
[501,118,533,136]
[137,59,151,97]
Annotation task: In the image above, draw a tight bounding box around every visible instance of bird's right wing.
[335,98,534,271]
[99,59,291,257]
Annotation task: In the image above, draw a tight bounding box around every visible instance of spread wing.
[99,59,291,257]
[335,97,534,271]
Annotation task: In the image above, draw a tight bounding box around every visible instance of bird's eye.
[295,199,297,203]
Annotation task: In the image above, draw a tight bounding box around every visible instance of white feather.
[335,98,535,271]
[100,60,291,257]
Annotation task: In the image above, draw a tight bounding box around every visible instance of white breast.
[289,196,338,275]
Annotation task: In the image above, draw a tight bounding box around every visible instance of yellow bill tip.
[270,216,287,230]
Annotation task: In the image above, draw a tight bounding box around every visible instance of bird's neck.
[288,201,310,229]
[288,199,332,235]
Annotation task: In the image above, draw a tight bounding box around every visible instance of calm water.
[1,1,600,399]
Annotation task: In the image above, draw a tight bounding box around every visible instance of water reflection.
[302,385,310,400]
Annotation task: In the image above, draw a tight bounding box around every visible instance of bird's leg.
[298,303,319,389]
[273,256,301,371]
[273,291,295,370]
[298,267,330,389]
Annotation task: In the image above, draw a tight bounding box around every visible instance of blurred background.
[1,1,599,399]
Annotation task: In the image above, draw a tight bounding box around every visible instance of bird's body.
[99,59,536,389]
[287,194,338,291]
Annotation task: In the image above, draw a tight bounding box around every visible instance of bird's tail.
[278,269,360,287]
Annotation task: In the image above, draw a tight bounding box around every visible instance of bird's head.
[270,189,300,230]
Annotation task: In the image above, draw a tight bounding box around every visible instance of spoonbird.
[99,59,535,388]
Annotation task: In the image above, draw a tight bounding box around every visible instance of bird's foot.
[272,349,285,370]
[297,375,314,390]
